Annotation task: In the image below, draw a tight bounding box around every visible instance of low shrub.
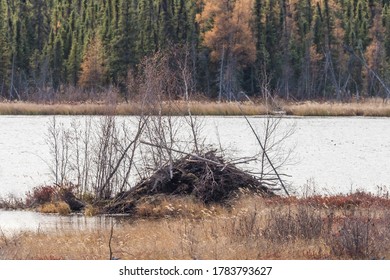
[228,209,262,241]
[0,195,25,209]
[263,205,325,241]
[328,212,384,259]
[25,185,56,207]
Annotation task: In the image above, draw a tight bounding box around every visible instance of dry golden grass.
[38,202,71,215]
[178,102,268,116]
[2,194,390,260]
[84,204,100,217]
[0,101,268,116]
[132,195,226,219]
[0,102,117,115]
[284,99,390,117]
[1,99,390,116]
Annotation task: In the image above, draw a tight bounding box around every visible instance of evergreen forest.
[1,0,390,101]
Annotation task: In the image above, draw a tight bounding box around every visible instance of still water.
[0,115,389,233]
[0,210,116,236]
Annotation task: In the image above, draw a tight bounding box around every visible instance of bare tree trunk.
[100,117,147,192]
[353,47,390,100]
[219,46,225,102]
[243,115,290,196]
[9,53,15,100]
[324,49,341,100]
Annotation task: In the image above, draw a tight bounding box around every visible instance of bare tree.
[47,117,70,186]
[47,115,147,201]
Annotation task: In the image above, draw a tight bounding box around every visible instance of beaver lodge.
[104,150,275,214]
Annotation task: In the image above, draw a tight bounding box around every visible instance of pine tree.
[137,0,158,56]
[293,0,315,99]
[174,0,196,43]
[364,7,386,97]
[313,1,324,50]
[2,0,390,100]
[344,0,370,50]
[156,0,175,47]
[253,0,268,95]
[51,35,64,91]
[0,0,11,95]
[101,0,114,46]
[66,31,80,86]
[30,0,50,51]
[11,0,34,92]
[383,3,390,57]
[264,0,283,92]
[108,0,136,83]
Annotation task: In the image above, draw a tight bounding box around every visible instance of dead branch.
[241,114,290,196]
[140,140,226,167]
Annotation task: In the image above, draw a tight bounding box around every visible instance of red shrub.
[25,185,56,207]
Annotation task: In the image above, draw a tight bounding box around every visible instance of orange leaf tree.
[197,0,256,101]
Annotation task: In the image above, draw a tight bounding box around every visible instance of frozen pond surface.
[0,115,389,233]
[0,115,389,196]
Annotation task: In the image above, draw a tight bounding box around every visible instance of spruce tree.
[156,0,175,47]
[264,0,283,91]
[293,0,314,99]
[137,0,157,56]
[253,0,268,92]
[66,31,80,86]
[51,35,64,91]
[383,3,390,57]
[30,0,50,51]
[0,0,11,95]
[108,0,136,83]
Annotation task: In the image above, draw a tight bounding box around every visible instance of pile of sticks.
[105,150,274,214]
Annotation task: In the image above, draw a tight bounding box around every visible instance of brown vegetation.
[0,100,269,116]
[37,202,71,215]
[24,184,85,215]
[0,194,24,210]
[1,193,390,260]
[284,99,390,117]
[1,99,390,116]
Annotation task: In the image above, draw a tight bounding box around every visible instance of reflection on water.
[0,210,126,236]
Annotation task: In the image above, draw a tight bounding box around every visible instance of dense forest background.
[1,0,390,101]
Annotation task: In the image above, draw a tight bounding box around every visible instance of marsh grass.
[0,102,117,115]
[84,205,100,217]
[0,101,268,116]
[2,193,390,260]
[1,99,390,116]
[38,202,71,215]
[134,195,225,219]
[284,99,390,117]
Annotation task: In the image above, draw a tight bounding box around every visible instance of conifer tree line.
[1,0,390,101]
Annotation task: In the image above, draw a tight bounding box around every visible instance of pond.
[0,115,389,233]
[0,209,117,236]
[1,115,389,195]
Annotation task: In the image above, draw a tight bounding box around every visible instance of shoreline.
[1,192,390,260]
[0,99,390,117]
